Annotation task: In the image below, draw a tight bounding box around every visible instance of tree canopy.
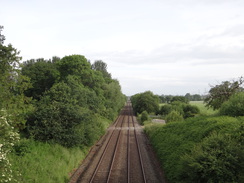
[204,77,243,110]
[131,91,159,114]
[22,55,126,147]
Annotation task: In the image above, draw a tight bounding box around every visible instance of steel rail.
[89,110,126,183]
[131,105,147,183]
[127,105,131,183]
[106,114,126,183]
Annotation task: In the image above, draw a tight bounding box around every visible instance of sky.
[1,0,244,96]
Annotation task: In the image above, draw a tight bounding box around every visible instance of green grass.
[8,116,112,183]
[9,139,88,183]
[190,101,218,116]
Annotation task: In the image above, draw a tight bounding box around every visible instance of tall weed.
[10,139,88,183]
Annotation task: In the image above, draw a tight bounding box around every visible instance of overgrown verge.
[144,116,244,183]
[9,112,112,183]
[9,139,88,183]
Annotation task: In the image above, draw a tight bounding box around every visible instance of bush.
[220,92,244,116]
[0,115,20,183]
[160,102,200,119]
[183,104,200,118]
[165,110,183,123]
[145,116,244,182]
[159,105,172,116]
[181,132,243,183]
[27,100,98,147]
[141,111,149,123]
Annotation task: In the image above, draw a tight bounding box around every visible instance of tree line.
[0,26,126,182]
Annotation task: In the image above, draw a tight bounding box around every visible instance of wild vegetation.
[145,116,244,183]
[0,26,126,182]
[131,80,244,183]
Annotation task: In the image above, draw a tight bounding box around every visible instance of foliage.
[183,104,200,118]
[0,27,32,130]
[171,96,189,104]
[145,116,244,183]
[181,132,243,183]
[57,55,93,86]
[190,101,217,116]
[0,115,20,183]
[159,104,172,116]
[159,102,200,119]
[23,55,125,147]
[131,91,159,114]
[185,93,202,101]
[204,77,244,110]
[159,95,173,103]
[220,92,244,116]
[9,139,89,183]
[0,26,32,182]
[1,26,125,182]
[26,81,105,147]
[91,60,111,80]
[165,110,183,123]
[21,58,59,100]
[140,111,149,123]
[103,79,126,120]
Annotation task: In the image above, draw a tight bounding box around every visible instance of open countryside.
[1,1,244,182]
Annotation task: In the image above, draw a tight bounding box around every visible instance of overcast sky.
[1,0,244,96]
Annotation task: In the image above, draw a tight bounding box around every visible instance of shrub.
[159,105,172,116]
[220,92,244,116]
[141,111,149,123]
[145,116,244,182]
[165,110,184,123]
[27,100,96,147]
[0,114,20,183]
[183,104,200,118]
[181,132,243,183]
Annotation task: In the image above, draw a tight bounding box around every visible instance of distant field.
[159,101,218,116]
[190,101,218,116]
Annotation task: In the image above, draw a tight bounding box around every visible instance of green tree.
[159,104,172,116]
[185,93,202,101]
[171,96,189,104]
[0,25,31,182]
[92,60,111,80]
[0,26,32,129]
[131,91,159,114]
[103,79,125,119]
[220,92,244,116]
[204,77,243,110]
[22,58,59,100]
[26,82,102,147]
[57,55,93,87]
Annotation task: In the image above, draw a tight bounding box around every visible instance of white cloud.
[1,0,244,95]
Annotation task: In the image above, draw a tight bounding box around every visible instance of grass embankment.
[9,117,111,183]
[10,140,88,183]
[145,116,244,182]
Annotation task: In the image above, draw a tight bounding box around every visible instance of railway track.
[69,102,166,183]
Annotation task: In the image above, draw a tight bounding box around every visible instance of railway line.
[69,102,166,183]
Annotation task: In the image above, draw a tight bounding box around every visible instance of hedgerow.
[145,116,244,183]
